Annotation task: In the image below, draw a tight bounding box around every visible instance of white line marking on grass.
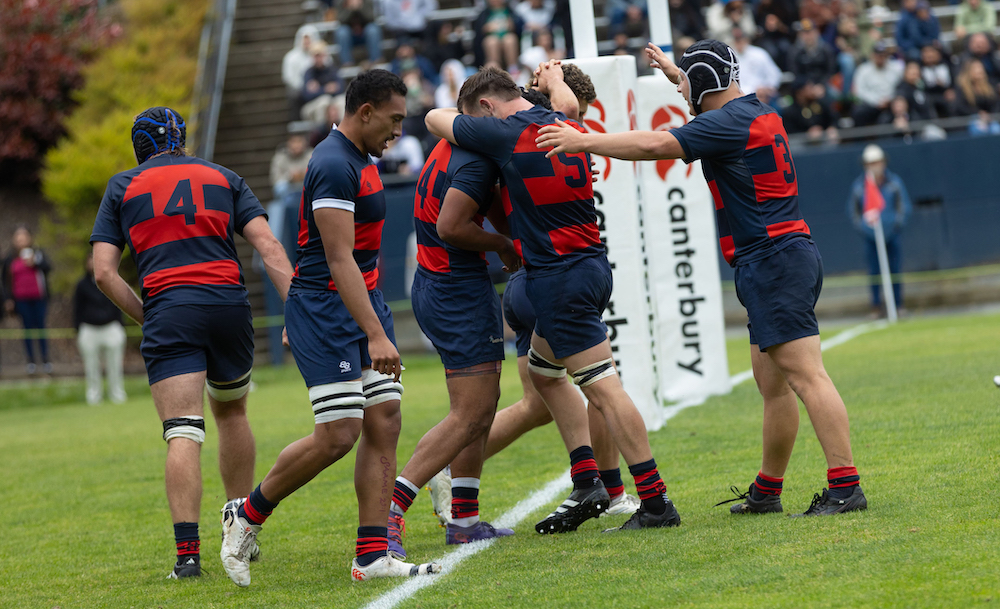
[364,321,885,609]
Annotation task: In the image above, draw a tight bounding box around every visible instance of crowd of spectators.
[275,0,1000,188]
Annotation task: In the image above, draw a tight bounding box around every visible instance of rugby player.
[426,64,682,533]
[90,107,295,578]
[535,40,867,516]
[219,70,441,587]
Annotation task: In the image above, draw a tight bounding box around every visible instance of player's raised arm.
[646,42,682,84]
[535,119,686,161]
[315,207,401,380]
[425,108,460,145]
[534,61,580,120]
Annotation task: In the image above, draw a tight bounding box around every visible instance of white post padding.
[566,56,659,427]
[636,74,731,408]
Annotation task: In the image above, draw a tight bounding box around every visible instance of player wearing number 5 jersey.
[426,65,682,534]
[536,39,867,517]
[90,106,295,579]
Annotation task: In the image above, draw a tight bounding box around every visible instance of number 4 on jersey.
[164,179,197,225]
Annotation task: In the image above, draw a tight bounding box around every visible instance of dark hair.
[560,63,597,104]
[457,66,521,114]
[345,69,407,115]
[521,88,553,110]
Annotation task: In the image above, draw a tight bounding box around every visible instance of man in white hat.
[847,144,912,317]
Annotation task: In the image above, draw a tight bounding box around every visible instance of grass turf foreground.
[1,311,998,608]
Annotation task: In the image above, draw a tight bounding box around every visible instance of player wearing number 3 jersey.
[536,39,867,517]
[90,106,295,578]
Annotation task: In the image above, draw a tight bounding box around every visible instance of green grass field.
[2,311,999,608]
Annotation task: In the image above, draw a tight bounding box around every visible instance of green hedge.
[41,0,209,292]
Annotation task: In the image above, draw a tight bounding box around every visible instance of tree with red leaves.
[0,0,118,182]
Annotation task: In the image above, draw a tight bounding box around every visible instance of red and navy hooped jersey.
[413,139,499,279]
[671,94,810,267]
[292,129,385,293]
[453,106,601,275]
[90,155,266,313]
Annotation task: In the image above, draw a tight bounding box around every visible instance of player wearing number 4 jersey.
[91,107,295,579]
[426,64,681,534]
[536,39,867,517]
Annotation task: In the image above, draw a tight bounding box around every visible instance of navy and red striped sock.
[355,526,388,567]
[599,468,625,500]
[750,471,783,501]
[629,459,667,515]
[174,522,199,561]
[391,478,419,514]
[569,446,600,490]
[451,477,480,527]
[827,466,860,499]
[239,484,277,526]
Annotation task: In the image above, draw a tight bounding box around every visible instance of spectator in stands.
[550,0,574,57]
[74,251,127,405]
[798,0,838,42]
[706,0,757,46]
[921,44,957,117]
[847,144,911,317]
[436,59,468,108]
[895,59,937,121]
[782,78,839,142]
[300,41,344,112]
[381,0,438,44]
[896,0,941,60]
[606,0,649,37]
[787,19,838,98]
[954,0,997,43]
[670,0,707,41]
[335,0,383,67]
[522,27,565,64]
[2,225,52,375]
[473,0,524,75]
[270,133,313,208]
[515,0,556,34]
[282,24,320,118]
[309,98,343,147]
[756,11,796,69]
[968,108,1000,134]
[955,58,1000,114]
[961,32,1000,83]
[835,14,865,100]
[731,26,782,104]
[399,57,437,147]
[379,132,426,175]
[426,21,468,71]
[390,39,440,86]
[852,41,903,126]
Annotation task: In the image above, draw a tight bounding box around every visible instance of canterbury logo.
[352,568,365,581]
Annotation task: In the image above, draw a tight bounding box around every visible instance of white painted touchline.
[363,321,886,609]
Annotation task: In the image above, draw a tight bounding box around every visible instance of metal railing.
[189,0,238,161]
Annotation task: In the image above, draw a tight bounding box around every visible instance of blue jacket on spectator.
[847,169,912,241]
[896,7,941,58]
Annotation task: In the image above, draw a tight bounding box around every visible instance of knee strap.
[571,358,617,387]
[206,370,252,402]
[163,416,206,444]
[362,368,403,407]
[527,348,567,378]
[309,380,366,424]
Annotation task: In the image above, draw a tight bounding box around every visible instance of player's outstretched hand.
[646,42,681,84]
[369,335,403,381]
[498,238,522,273]
[536,119,586,158]
[590,158,600,182]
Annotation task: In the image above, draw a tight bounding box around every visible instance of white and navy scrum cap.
[677,39,740,115]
